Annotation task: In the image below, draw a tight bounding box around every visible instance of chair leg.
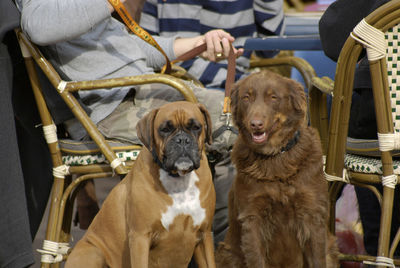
[328,181,345,234]
[59,176,74,247]
[40,177,66,268]
[377,186,395,261]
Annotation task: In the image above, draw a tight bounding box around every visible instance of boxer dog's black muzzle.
[163,130,201,176]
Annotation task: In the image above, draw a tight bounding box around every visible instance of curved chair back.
[324,0,400,265]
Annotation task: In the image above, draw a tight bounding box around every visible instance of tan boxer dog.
[65,101,216,268]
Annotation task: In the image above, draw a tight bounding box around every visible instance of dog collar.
[151,149,180,177]
[280,130,300,153]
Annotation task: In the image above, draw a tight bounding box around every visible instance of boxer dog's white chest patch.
[159,169,206,230]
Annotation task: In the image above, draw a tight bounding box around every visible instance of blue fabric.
[244,36,322,51]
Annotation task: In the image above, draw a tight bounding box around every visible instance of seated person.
[140,0,285,88]
[17,0,242,240]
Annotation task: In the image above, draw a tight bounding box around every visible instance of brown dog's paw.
[215,242,244,268]
[327,234,340,268]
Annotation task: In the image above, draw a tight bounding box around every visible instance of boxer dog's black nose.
[174,132,191,146]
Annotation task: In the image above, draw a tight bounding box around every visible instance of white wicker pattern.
[386,25,400,132]
[62,150,140,166]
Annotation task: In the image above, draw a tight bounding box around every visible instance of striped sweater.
[140,0,285,88]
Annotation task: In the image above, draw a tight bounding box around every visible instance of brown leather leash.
[108,0,236,114]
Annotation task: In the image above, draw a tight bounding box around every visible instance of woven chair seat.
[59,139,141,166]
[345,153,400,174]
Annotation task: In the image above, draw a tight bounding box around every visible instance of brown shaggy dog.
[215,70,338,267]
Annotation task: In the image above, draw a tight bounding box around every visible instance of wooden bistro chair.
[14,28,199,268]
[312,0,400,266]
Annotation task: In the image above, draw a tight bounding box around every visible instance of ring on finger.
[216,53,223,58]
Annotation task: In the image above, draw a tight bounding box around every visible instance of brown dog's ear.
[136,108,159,150]
[197,103,212,145]
[289,80,307,120]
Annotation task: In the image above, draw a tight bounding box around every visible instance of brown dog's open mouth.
[251,121,277,144]
[252,132,268,143]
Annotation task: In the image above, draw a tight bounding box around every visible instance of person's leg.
[74,180,100,229]
[97,83,186,144]
[193,87,238,247]
[211,150,236,247]
[0,42,35,268]
[97,82,237,148]
[355,184,400,257]
[354,186,380,255]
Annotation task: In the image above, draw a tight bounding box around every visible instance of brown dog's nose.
[250,119,264,130]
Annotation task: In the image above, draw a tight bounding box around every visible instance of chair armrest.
[311,76,334,95]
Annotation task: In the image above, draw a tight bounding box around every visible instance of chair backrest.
[325,0,400,179]
[386,24,400,132]
[323,2,400,263]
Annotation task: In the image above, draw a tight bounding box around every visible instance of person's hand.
[196,29,244,62]
[173,29,243,61]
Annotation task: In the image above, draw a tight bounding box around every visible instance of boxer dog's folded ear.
[136,108,159,150]
[197,103,212,145]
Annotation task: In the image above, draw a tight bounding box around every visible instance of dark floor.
[31,176,119,268]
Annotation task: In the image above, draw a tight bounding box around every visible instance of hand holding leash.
[195,30,244,62]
